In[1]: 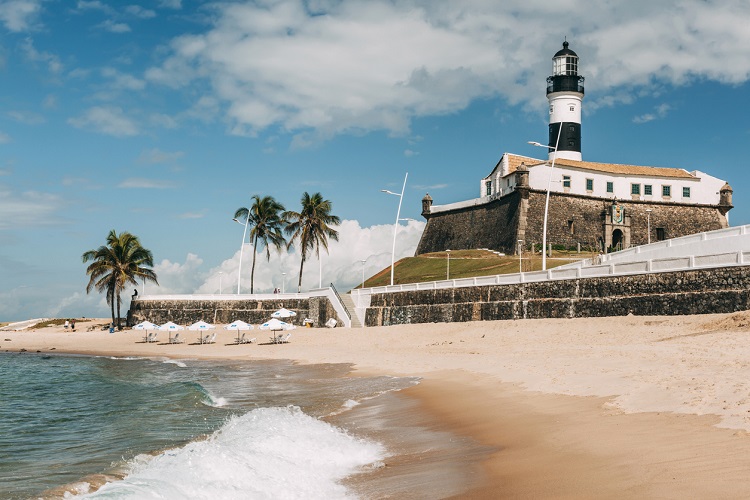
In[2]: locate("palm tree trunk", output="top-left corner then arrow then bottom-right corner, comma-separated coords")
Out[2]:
116,293 -> 122,331
250,236 -> 258,294
297,254 -> 305,293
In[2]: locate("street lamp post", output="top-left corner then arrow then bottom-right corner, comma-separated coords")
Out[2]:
381,172 -> 408,286
360,259 -> 366,289
281,272 -> 286,294
232,216 -> 250,294
446,249 -> 451,280
528,124 -> 563,271
518,240 -> 524,273
646,209 -> 653,244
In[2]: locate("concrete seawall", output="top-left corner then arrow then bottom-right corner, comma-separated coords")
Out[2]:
364,266 -> 750,326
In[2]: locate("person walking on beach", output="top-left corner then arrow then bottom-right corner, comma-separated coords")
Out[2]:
71,319 -> 76,332
64,320 -> 70,330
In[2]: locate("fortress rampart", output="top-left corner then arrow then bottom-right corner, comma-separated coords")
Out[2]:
364,266 -> 750,326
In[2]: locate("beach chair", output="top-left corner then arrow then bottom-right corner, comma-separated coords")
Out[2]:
243,337 -> 256,344
170,333 -> 184,344
279,333 -> 292,343
148,332 -> 158,343
143,332 -> 156,343
204,333 -> 217,344
234,332 -> 246,344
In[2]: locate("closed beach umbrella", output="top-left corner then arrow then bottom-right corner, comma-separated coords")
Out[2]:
271,308 -> 297,319
160,321 -> 185,342
224,320 -> 253,343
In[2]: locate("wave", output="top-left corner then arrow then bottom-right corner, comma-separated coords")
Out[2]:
78,406 -> 384,499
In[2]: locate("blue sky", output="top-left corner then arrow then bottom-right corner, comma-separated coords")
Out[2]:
2,0 -> 749,322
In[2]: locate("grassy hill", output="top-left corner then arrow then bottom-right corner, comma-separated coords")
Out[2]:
360,249 -> 590,288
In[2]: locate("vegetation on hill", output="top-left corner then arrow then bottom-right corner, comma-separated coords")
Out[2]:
359,249 -> 589,288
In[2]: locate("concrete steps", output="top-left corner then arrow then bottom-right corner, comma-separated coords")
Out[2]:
340,294 -> 362,328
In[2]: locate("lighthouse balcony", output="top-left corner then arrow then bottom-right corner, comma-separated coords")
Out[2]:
547,75 -> 585,95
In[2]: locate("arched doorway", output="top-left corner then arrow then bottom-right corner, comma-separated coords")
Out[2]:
612,229 -> 624,251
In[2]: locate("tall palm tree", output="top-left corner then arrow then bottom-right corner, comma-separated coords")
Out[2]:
234,195 -> 287,293
283,192 -> 341,292
82,230 -> 158,329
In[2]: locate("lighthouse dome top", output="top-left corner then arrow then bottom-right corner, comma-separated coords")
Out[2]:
553,40 -> 578,59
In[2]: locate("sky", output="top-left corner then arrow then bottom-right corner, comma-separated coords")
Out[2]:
2,0 -> 750,322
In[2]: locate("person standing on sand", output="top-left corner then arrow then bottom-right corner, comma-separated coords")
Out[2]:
71,319 -> 76,332
64,320 -> 70,330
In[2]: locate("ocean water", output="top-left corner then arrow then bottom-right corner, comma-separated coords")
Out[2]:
0,353 -> 419,499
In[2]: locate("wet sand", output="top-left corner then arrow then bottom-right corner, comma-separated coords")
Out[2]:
5,312 -> 750,498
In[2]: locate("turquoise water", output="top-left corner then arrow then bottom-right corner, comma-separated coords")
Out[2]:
0,353 -> 417,499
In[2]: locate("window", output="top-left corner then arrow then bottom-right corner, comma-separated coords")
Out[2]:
662,185 -> 671,197
550,105 -> 554,113
683,187 -> 691,198
656,228 -> 666,241
606,181 -> 614,193
563,175 -> 571,188
644,185 -> 652,196
586,179 -> 593,191
568,220 -> 575,235
631,184 -> 641,195
485,181 -> 492,197
569,106 -> 575,112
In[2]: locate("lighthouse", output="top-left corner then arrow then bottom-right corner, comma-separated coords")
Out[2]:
547,41 -> 584,161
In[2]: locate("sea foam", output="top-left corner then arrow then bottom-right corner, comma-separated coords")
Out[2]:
79,406 -> 384,499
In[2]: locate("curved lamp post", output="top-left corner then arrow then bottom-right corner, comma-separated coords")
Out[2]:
528,123 -> 563,271
381,172 -> 408,286
232,216 -> 250,294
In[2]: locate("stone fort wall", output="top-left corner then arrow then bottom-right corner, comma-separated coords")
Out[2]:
127,296 -> 341,328
364,266 -> 750,326
417,189 -> 729,255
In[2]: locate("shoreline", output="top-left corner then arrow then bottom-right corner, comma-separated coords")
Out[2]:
6,312 -> 750,497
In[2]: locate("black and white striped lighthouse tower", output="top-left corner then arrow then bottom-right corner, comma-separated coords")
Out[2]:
547,41 -> 585,161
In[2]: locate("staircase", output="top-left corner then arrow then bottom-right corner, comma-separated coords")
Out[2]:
340,294 -> 363,328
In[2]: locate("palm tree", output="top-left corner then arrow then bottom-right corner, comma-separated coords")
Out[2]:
234,195 -> 287,293
283,192 -> 341,292
82,230 -> 158,329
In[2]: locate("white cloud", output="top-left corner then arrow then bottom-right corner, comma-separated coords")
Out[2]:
99,19 -> 131,33
101,67 -> 145,91
0,131 -> 10,143
21,37 -> 62,74
193,219 -> 425,295
158,0 -> 181,9
68,106 -> 139,136
633,103 -> 671,124
118,177 -> 175,189
151,253 -> 205,294
144,0 -> 750,143
404,149 -> 419,157
125,5 -> 155,19
0,186 -> 66,229
0,0 -> 41,32
413,183 -> 448,190
7,110 -> 45,124
137,148 -> 184,164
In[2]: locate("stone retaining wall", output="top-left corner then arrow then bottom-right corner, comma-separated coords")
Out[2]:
364,266 -> 750,326
127,297 -> 341,328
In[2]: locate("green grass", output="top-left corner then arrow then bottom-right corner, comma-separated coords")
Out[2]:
360,249 -> 590,288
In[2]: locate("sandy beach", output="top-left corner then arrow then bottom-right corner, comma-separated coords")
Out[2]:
5,312 -> 750,498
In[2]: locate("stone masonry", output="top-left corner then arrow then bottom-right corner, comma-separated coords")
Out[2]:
364,266 -> 750,326
417,187 -> 729,255
127,297 -> 342,328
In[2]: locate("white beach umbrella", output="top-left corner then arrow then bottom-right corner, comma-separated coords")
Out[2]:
223,320 -> 253,343
160,321 -> 185,342
188,320 -> 215,343
134,321 -> 160,332
271,308 -> 297,319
